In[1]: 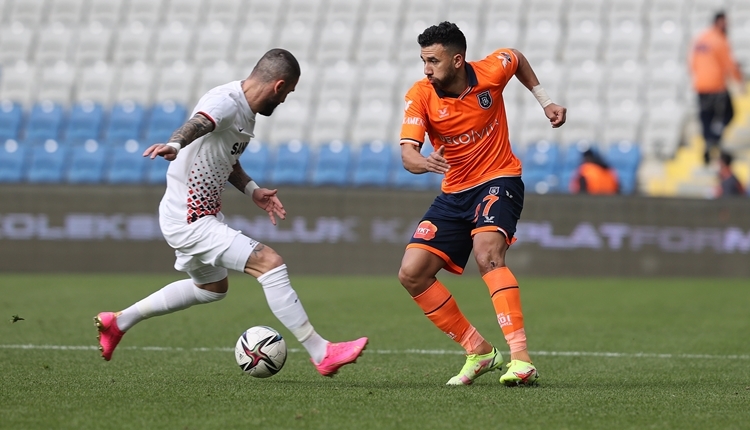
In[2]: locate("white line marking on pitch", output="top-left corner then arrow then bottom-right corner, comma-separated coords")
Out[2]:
0,344 -> 748,360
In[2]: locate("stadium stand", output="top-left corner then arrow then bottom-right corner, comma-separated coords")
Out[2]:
67,139 -> 107,184
26,139 -> 67,183
0,0 -> 748,194
267,139 -> 311,185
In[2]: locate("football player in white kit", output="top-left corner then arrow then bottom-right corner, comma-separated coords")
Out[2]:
94,49 -> 368,377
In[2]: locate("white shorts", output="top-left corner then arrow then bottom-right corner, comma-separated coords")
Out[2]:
160,214 -> 259,284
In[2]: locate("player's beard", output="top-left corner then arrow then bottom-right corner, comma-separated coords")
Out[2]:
429,69 -> 459,93
258,98 -> 282,116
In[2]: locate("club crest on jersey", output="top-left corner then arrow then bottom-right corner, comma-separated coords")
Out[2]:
477,91 -> 492,110
489,186 -> 500,195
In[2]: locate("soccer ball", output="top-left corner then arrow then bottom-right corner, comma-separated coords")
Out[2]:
234,326 -> 287,378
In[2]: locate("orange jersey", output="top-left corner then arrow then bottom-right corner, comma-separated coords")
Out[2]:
400,48 -> 522,194
690,27 -> 742,93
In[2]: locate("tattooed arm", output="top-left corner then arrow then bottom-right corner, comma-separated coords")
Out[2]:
228,160 -> 252,193
142,113 -> 216,161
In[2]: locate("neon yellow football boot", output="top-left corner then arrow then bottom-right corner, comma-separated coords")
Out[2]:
446,347 -> 503,385
499,359 -> 539,386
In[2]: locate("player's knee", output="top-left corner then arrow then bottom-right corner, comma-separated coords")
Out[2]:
398,265 -> 427,295
196,277 -> 229,295
474,250 -> 506,274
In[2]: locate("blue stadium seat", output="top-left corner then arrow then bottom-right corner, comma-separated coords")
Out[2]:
26,139 -> 67,183
0,101 -> 23,141
105,102 -> 146,145
556,167 -> 576,194
607,140 -> 641,176
523,170 -> 559,195
522,140 -> 559,176
145,155 -> 170,184
64,101 -> 104,143
351,141 -> 393,187
66,139 -> 106,184
561,141 -> 598,173
143,101 -> 187,144
310,140 -> 351,186
106,140 -> 147,183
0,139 -> 28,183
267,140 -> 310,185
239,140 -> 270,184
25,102 -> 64,144
391,143 -> 439,189
616,170 -> 637,195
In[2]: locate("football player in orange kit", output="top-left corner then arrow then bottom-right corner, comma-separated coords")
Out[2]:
398,22 -> 566,386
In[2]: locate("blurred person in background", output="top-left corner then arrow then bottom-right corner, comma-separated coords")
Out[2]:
398,22 -> 566,387
716,151 -> 746,197
570,149 -> 619,195
689,11 -> 744,165
94,49 -> 367,376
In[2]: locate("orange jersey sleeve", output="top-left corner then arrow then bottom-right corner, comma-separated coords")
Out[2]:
690,28 -> 742,93
399,48 -> 523,194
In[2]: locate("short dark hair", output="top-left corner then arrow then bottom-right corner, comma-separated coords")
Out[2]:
417,21 -> 467,54
251,48 -> 301,83
714,11 -> 726,23
720,150 -> 733,166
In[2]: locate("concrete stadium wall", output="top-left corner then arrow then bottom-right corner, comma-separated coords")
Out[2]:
0,185 -> 749,277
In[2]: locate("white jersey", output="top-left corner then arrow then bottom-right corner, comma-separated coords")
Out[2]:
159,81 -> 256,226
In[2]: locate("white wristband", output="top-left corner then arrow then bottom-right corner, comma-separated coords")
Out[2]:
166,142 -> 182,153
531,85 -> 553,108
244,180 -> 259,195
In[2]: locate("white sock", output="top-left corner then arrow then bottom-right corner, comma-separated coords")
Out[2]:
257,264 -> 329,363
117,279 -> 226,332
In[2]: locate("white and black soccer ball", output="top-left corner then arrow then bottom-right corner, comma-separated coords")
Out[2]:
234,326 -> 287,378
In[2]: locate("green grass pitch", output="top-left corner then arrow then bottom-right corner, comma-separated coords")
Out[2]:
1,274 -> 749,429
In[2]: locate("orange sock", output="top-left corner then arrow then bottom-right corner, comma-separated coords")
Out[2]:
413,280 -> 485,354
483,267 -> 527,353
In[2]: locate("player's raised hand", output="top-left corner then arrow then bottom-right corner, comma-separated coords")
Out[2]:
544,103 -> 567,128
424,145 -> 450,174
143,143 -> 179,161
252,188 -> 286,226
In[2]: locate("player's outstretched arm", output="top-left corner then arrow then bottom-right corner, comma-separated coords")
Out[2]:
142,113 -> 216,160
228,161 -> 286,226
510,49 -> 567,128
401,144 -> 450,174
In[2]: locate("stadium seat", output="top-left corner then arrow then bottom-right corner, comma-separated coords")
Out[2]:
76,63 -> 116,106
66,139 -> 107,183
325,0 -> 362,21
561,140 -> 599,173
364,0 -> 402,20
563,18 -> 603,65
114,62 -> 155,105
310,140 -> 351,186
154,62 -> 198,105
194,23 -> 233,67
0,101 -> 24,141
616,170 -> 637,195
351,141 -> 392,187
358,61 -> 399,102
123,0 -> 166,26
37,62 -> 76,105
34,23 -> 73,66
601,100 -> 643,145
238,140 -> 271,184
144,101 -> 188,144
112,22 -> 154,65
566,0 -> 606,21
358,18 -> 398,63
164,0 -> 204,26
641,103 -> 685,159
152,22 -> 193,66
522,140 -> 560,176
234,21 -> 275,66
74,23 -> 115,67
523,20 -> 562,64
48,0 -> 87,25
0,23 -> 34,65
0,62 -> 36,108
277,18 -> 316,63
105,102 -> 146,145
645,18 -> 685,66
604,61 -> 645,104
481,18 -> 521,57
205,0 -> 244,24
266,98 -> 311,144
267,140 -> 311,185
564,61 -> 604,105
145,154 -> 170,184
7,0 -> 46,26
607,140 -> 641,177
0,139 -> 28,183
26,140 -> 67,183
351,99 -> 395,146
523,170 -> 559,194
195,62 -> 237,100
286,0 -> 324,22
309,96 -> 352,145
604,19 -> 645,67
527,0 -> 565,22
64,101 -> 105,143
25,102 -> 65,144
107,140 -> 148,183
242,0 -> 285,24
317,19 -> 356,63
391,166 -> 435,189
87,0 -> 126,26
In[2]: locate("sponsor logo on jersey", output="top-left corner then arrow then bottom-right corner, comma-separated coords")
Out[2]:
435,118 -> 500,145
477,90 -> 493,109
497,52 -> 512,68
404,99 -> 413,111
413,220 -> 438,241
231,141 -> 249,155
403,116 -> 425,126
438,107 -> 449,118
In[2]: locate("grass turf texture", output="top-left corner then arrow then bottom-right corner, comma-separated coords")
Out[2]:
1,274 -> 749,430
